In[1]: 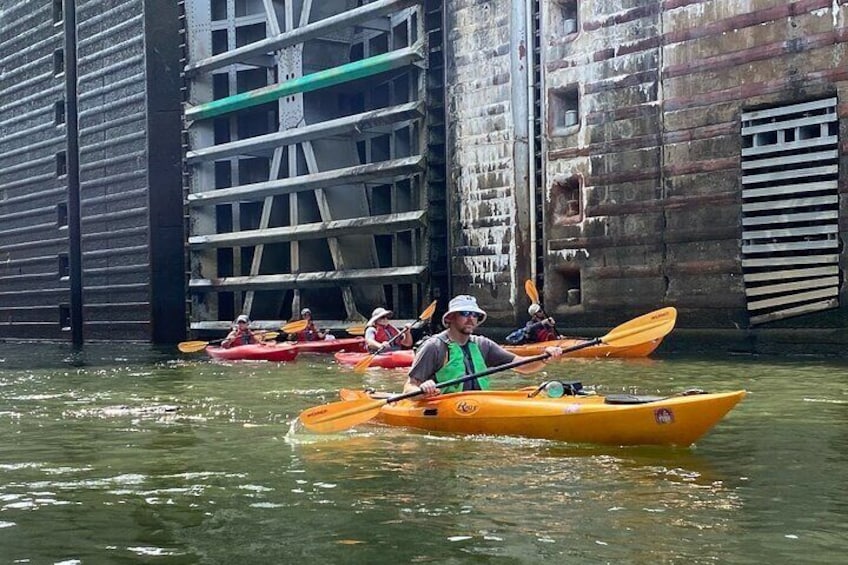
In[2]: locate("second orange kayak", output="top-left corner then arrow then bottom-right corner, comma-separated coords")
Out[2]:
334,350 -> 415,369
503,336 -> 663,358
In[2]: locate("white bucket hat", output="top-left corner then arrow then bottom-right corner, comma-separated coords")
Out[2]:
367,307 -> 393,327
301,308 -> 311,316
235,314 -> 250,324
442,295 -> 487,327
528,303 -> 542,316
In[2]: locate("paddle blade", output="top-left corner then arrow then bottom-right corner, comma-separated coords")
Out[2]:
177,340 -> 210,353
420,300 -> 438,322
259,331 -> 279,341
352,353 -> 377,374
525,279 -> 540,304
601,307 -> 677,348
281,319 -> 310,334
299,397 -> 385,433
346,325 -> 367,336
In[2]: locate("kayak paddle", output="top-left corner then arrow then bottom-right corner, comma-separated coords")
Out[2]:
280,319 -> 310,335
352,300 -> 438,373
525,279 -> 540,305
299,306 -> 678,433
346,325 -> 367,336
177,330 -> 280,353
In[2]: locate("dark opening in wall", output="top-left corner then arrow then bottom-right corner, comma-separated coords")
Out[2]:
552,0 -> 578,35
211,0 -> 227,20
54,100 -> 65,125
58,253 -> 69,279
53,49 -> 64,76
55,151 -> 67,176
57,202 -> 68,227
557,266 -> 582,307
551,175 -> 582,224
52,0 -> 63,24
59,304 -> 71,331
549,86 -> 579,134
369,34 -> 389,56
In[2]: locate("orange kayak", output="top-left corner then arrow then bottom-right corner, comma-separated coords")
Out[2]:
339,387 -> 745,447
503,336 -> 663,358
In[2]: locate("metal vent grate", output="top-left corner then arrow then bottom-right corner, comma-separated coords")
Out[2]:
741,97 -> 841,325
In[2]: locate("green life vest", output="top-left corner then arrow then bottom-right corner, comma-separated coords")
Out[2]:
434,340 -> 490,393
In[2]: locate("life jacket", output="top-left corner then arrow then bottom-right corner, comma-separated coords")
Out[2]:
370,324 -> 402,352
528,323 -> 557,342
232,329 -> 254,346
297,321 -> 320,341
434,339 -> 490,393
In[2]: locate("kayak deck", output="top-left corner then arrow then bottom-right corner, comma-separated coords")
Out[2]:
503,336 -> 663,358
338,388 -> 745,447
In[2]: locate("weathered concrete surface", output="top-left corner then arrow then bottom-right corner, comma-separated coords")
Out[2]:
538,0 -> 848,333
444,0 -> 531,323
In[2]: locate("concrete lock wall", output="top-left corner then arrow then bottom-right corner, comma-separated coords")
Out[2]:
445,0 -> 848,349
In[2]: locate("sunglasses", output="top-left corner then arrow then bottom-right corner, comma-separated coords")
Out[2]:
457,311 -> 480,319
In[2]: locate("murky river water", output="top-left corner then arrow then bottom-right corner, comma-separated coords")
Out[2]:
0,342 -> 846,563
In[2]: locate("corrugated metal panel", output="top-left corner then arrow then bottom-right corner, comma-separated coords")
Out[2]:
0,0 -> 69,340
75,0 -> 152,340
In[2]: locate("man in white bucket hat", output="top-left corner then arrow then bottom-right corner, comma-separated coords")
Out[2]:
364,307 -> 413,353
405,295 -> 562,395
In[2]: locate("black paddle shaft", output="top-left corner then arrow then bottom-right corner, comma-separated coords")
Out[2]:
386,337 -> 603,404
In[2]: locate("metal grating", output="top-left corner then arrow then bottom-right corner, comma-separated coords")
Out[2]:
740,97 -> 841,325
184,0 -> 434,330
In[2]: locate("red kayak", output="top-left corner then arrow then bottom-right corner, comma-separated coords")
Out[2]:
334,350 -> 415,369
293,337 -> 366,354
206,343 -> 299,362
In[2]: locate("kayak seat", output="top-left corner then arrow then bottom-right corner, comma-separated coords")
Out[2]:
604,394 -> 666,405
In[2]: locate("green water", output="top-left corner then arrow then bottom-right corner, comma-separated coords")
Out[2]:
0,343 -> 846,563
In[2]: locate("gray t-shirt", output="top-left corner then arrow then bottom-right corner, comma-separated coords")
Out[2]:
407,330 -> 516,384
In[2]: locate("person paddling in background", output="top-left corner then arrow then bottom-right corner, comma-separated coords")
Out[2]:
405,295 -> 563,395
505,303 -> 559,344
221,314 -> 261,349
295,308 -> 333,341
364,307 -> 413,353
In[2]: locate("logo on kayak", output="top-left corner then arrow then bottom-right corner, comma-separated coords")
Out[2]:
654,407 -> 674,425
454,400 -> 480,416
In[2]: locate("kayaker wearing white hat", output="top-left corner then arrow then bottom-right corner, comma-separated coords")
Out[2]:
405,295 -> 563,395
222,314 -> 261,349
364,307 -> 413,353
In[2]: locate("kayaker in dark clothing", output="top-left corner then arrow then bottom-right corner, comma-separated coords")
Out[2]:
222,315 -> 261,348
505,303 -> 560,344
295,308 -> 332,341
364,307 -> 413,353
405,295 -> 563,395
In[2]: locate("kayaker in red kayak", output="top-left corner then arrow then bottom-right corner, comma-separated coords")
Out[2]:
405,295 -> 563,395
294,308 -> 333,341
364,307 -> 413,353
222,315 -> 262,348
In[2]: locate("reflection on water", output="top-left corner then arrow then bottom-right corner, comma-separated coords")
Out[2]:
0,343 -> 845,562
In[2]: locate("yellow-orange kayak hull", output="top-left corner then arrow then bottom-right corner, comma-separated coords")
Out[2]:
503,336 -> 663,358
340,388 -> 745,447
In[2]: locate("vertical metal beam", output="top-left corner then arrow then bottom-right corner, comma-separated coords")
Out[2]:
64,0 -> 83,346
